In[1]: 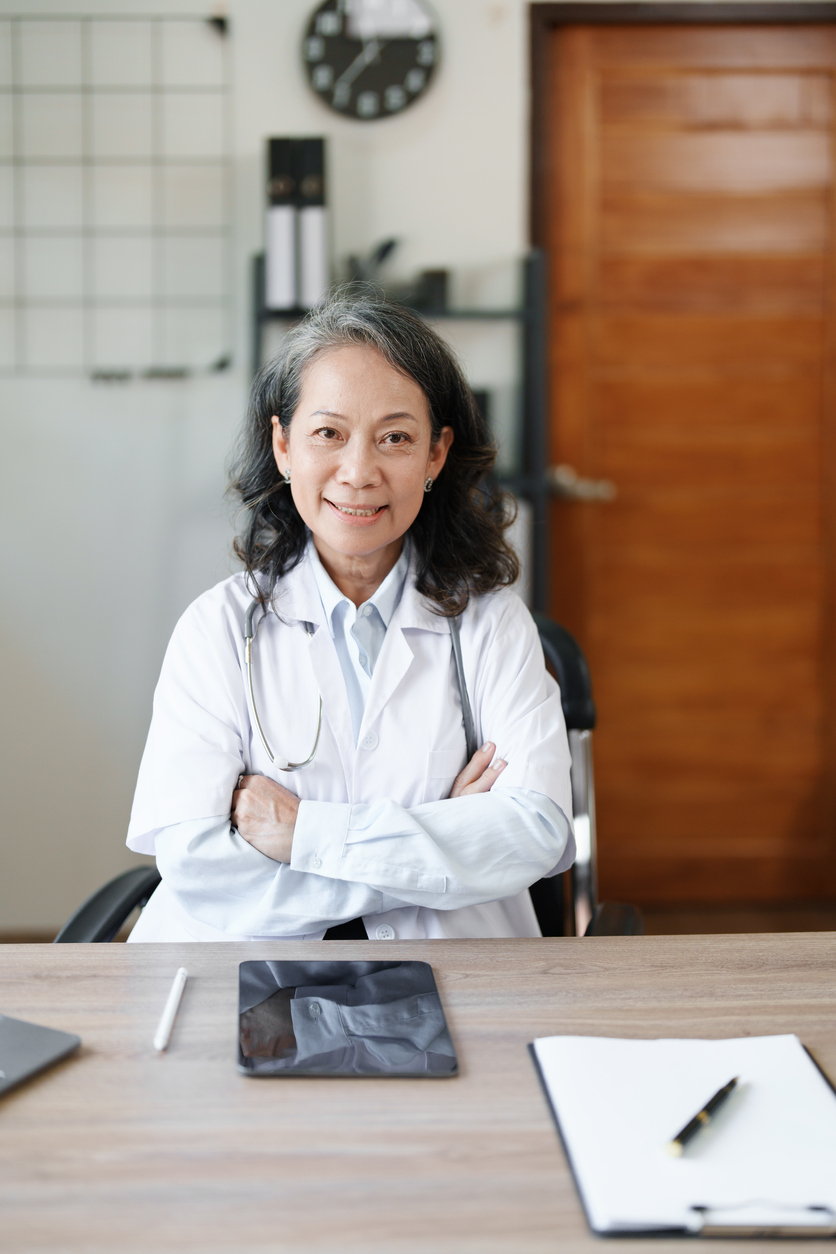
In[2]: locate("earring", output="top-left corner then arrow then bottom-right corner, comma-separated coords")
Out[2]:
424,477 -> 433,493
283,467 -> 291,484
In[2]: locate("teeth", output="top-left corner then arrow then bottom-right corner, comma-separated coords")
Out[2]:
333,503 -> 382,517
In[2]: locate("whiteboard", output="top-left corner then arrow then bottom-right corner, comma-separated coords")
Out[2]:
0,14 -> 232,376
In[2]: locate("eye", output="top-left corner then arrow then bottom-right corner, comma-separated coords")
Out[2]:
382,431 -> 412,445
314,426 -> 341,440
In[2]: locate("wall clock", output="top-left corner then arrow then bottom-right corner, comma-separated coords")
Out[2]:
303,0 -> 439,121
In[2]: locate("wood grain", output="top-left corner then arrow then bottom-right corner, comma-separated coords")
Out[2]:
1,937 -> 836,1253
599,71 -> 833,127
601,190 -> 829,255
603,130 -> 831,193
543,25 -> 836,903
599,255 -> 826,314
591,25 -> 836,68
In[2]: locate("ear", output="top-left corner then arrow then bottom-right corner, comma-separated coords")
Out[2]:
427,426 -> 454,479
271,415 -> 290,475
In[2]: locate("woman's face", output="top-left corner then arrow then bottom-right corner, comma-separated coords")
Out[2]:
272,343 -> 453,565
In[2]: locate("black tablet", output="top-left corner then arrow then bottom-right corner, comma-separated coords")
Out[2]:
0,1013 -> 81,1097
238,959 -> 458,1077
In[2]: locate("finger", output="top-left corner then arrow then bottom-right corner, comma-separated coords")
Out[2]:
231,788 -> 248,823
450,743 -> 495,798
462,759 -> 506,796
460,759 -> 506,797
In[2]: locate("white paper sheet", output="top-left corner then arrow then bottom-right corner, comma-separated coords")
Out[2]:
532,1034 -> 836,1234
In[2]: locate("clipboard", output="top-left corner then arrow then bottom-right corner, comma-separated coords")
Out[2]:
528,1034 -> 836,1238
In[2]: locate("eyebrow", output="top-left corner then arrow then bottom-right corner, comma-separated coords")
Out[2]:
310,409 -> 420,423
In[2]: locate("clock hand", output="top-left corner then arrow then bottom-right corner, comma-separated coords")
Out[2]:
333,37 -> 385,91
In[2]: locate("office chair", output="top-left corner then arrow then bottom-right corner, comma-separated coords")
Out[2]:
54,864 -> 161,943
529,615 -> 643,938
54,618 -> 642,942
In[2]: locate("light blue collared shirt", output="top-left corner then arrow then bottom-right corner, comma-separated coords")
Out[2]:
308,539 -> 410,743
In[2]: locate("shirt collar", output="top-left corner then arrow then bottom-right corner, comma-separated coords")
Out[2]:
307,537 -> 410,637
270,538 -> 450,637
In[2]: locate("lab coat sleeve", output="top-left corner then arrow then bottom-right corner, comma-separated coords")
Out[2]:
126,589 -> 250,854
470,589 -> 574,822
290,595 -> 575,909
152,789 -> 571,935
292,789 -> 572,910
153,815 -> 396,936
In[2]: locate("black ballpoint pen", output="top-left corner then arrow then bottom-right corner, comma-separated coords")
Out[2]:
665,1077 -> 739,1156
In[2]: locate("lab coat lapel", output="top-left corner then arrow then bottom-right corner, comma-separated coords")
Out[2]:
359,573 -> 448,738
270,552 -> 323,630
272,553 -> 355,778
359,626 -> 414,739
307,624 -> 355,774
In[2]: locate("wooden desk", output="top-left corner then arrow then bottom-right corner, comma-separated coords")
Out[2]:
1,935 -> 835,1253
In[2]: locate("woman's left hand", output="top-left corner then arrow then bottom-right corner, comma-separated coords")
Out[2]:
232,774 -> 299,863
449,742 -> 507,798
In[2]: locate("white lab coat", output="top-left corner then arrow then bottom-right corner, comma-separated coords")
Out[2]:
126,550 -> 574,941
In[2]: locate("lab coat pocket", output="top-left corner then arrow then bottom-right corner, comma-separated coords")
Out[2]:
423,748 -> 466,804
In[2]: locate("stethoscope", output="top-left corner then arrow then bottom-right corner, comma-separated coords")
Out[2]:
243,596 -> 477,771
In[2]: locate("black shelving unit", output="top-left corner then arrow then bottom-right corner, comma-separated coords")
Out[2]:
251,250 -> 550,611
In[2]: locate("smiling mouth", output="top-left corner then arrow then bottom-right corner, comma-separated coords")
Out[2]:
328,501 -> 386,517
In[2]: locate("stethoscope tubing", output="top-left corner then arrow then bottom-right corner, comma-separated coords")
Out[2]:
244,598 -> 323,771
243,596 -> 475,772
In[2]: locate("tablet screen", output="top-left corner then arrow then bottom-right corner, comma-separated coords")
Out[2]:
238,960 -> 458,1077
0,1014 -> 80,1096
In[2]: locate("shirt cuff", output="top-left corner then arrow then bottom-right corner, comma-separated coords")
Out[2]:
291,799 -> 351,878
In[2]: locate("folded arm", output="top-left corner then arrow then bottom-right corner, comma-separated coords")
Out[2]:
291,786 -> 573,909
228,739 -> 508,862
154,786 -> 573,936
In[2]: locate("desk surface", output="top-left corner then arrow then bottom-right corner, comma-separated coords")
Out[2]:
1,934 -> 835,1254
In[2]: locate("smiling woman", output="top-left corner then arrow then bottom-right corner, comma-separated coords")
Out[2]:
270,344 -> 454,606
124,292 -> 575,943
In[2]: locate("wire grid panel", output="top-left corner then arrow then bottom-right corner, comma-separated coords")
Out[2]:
0,14 -> 233,377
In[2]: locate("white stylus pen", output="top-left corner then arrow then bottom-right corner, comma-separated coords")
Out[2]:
153,967 -> 188,1052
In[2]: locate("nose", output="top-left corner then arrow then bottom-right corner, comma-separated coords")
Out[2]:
336,435 -> 381,489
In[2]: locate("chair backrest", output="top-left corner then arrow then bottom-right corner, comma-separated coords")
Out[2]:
532,614 -> 596,732
529,615 -> 598,937
53,866 -> 161,943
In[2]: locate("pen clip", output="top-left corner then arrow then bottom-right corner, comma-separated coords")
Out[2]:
692,1203 -> 836,1239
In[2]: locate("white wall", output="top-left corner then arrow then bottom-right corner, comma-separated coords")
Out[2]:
0,0 -> 532,931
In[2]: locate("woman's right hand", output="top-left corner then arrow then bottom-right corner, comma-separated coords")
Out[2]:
449,742 -> 506,798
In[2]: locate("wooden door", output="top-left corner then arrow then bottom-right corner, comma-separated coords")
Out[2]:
543,25 -> 836,904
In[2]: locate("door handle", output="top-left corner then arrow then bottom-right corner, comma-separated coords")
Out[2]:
547,464 -> 617,501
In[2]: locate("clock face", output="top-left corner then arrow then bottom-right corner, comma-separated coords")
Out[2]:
303,0 -> 439,121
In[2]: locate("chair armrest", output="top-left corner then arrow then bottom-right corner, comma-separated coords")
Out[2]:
53,865 -> 161,943
584,902 -> 644,937
529,873 -> 566,937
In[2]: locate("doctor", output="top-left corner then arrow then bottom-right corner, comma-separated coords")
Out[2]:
126,293 -> 574,941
